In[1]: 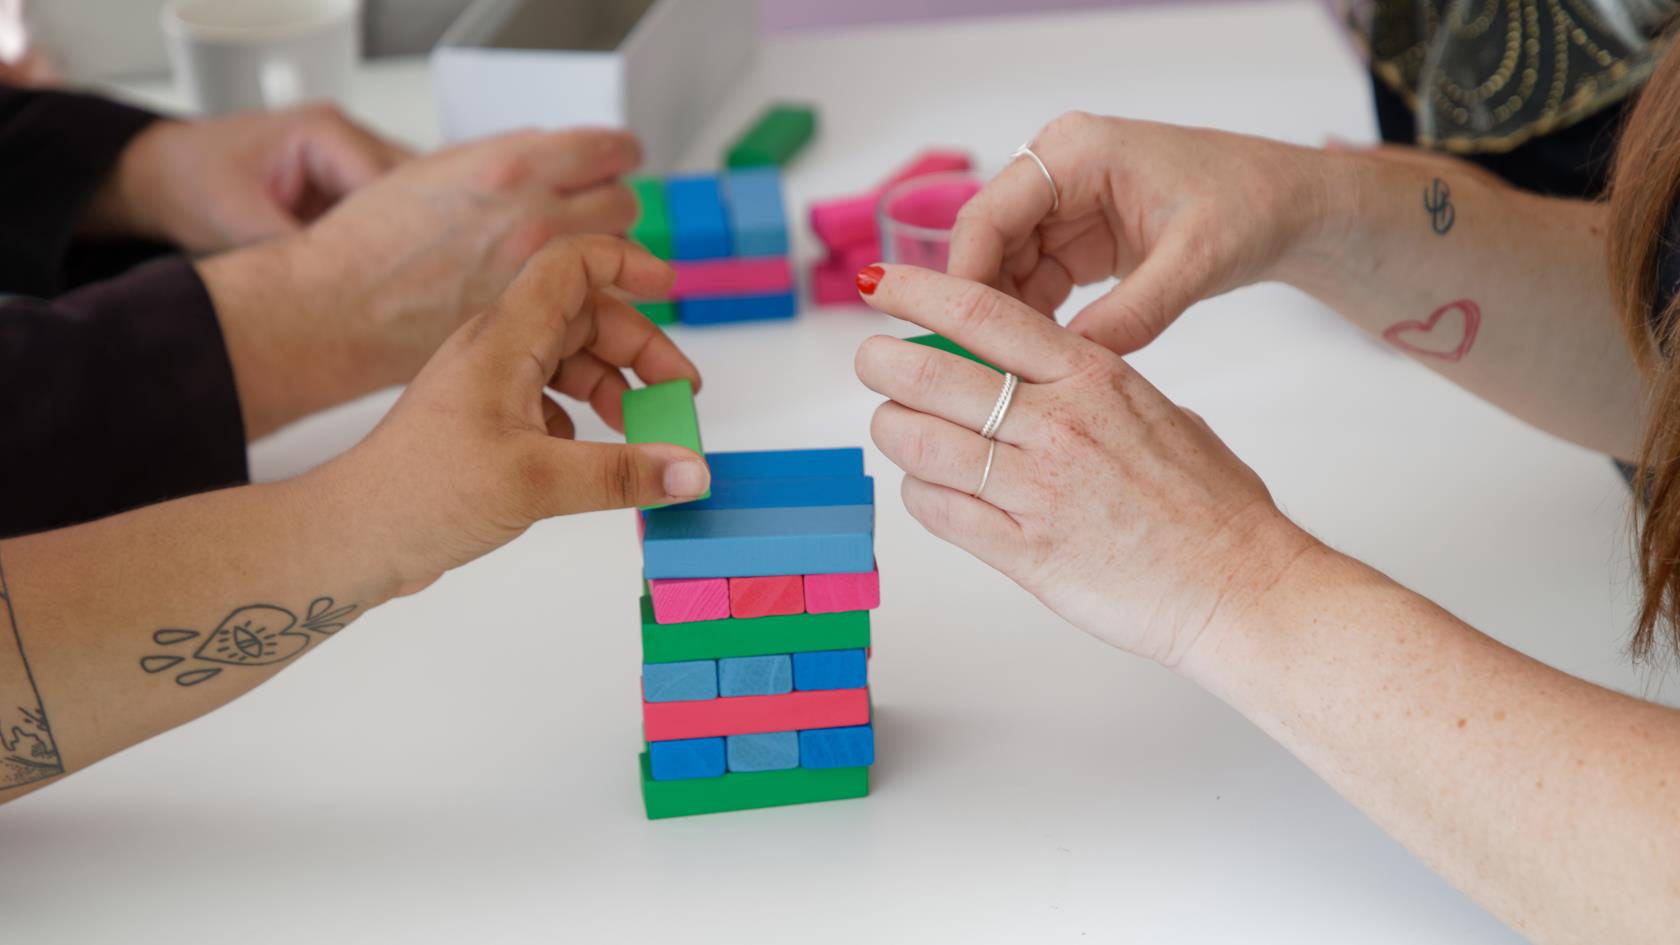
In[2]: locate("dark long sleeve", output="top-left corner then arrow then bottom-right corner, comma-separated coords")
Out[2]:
0,85 -> 169,297
0,256 -> 248,538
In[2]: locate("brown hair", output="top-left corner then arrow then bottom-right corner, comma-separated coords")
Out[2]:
1610,38 -> 1680,661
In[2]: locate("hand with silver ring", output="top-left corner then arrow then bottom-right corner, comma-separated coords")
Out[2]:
951,112 -> 1339,355
853,263 -> 1314,665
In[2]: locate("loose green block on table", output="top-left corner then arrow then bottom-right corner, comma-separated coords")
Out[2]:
725,104 -> 817,168
622,379 -> 707,507
906,332 -> 1000,372
640,596 -> 870,663
628,177 -> 673,258
635,301 -> 677,325
639,752 -> 867,818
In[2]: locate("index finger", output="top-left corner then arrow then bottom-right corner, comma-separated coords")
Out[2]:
946,151 -> 1057,284
522,127 -> 643,193
856,264 -> 1093,383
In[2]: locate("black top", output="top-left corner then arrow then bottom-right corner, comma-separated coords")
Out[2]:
0,86 -> 247,539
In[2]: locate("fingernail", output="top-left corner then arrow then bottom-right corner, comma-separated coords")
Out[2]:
663,460 -> 709,499
856,264 -> 884,296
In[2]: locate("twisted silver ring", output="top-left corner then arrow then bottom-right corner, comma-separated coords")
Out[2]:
979,371 -> 1018,440
1011,142 -> 1060,214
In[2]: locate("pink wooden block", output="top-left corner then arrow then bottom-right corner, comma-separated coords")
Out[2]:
643,687 -> 870,741
836,240 -> 881,274
804,567 -> 880,613
729,575 -> 805,619
667,257 -> 794,300
649,577 -> 730,624
810,260 -> 863,307
809,149 -> 973,251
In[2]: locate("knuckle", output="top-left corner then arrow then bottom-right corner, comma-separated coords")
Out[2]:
950,283 -> 1005,337
1045,109 -> 1096,140
476,154 -> 534,194
905,348 -> 946,401
606,450 -> 643,507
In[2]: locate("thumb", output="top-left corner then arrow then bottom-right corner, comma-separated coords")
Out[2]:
522,438 -> 710,517
1066,234 -> 1217,355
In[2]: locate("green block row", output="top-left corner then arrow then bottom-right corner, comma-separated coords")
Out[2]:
725,103 -> 817,168
905,332 -> 1001,373
628,177 -> 673,259
640,596 -> 870,664
622,379 -> 707,508
639,751 -> 867,819
634,300 -> 677,325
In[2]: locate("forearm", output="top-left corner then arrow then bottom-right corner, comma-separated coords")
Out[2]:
1180,544 -> 1680,944
0,465 -> 399,802
1280,150 -> 1641,458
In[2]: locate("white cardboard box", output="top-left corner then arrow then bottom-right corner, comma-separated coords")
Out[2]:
433,0 -> 759,171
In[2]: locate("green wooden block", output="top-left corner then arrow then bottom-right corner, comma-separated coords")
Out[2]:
639,751 -> 867,819
640,596 -> 870,663
629,176 -> 674,259
725,104 -> 817,168
622,379 -> 707,507
905,332 -> 1001,373
635,301 -> 677,325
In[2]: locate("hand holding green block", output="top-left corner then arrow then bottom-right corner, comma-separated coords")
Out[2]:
905,332 -> 1001,372
622,379 -> 708,508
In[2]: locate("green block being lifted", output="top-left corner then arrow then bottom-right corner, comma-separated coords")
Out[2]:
640,596 -> 870,663
640,752 -> 867,818
905,332 -> 1001,373
628,177 -> 673,259
726,103 -> 817,168
622,379 -> 707,507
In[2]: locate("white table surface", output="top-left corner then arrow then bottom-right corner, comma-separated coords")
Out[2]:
6,3 -> 1657,943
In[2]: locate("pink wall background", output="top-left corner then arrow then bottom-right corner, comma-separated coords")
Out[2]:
763,0 -> 1176,31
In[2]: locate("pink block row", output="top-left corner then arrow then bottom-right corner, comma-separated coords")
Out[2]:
663,256 -> 794,300
647,566 -> 880,624
809,149 -> 972,251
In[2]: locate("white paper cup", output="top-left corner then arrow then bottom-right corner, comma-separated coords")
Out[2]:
162,0 -> 360,115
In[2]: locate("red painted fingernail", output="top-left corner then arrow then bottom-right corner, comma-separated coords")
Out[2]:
856,264 -> 884,296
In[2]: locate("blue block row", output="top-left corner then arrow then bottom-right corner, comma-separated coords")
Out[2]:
642,504 -> 874,579
682,475 -> 874,512
723,168 -> 790,257
665,174 -> 732,260
719,654 -> 791,697
793,649 -> 868,691
706,449 -> 864,481
680,290 -> 797,325
648,724 -> 875,780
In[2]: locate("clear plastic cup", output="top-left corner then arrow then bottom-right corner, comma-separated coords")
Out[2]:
876,170 -> 984,271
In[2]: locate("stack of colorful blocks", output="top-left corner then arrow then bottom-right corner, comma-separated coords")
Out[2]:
624,379 -> 880,819
628,168 -> 797,327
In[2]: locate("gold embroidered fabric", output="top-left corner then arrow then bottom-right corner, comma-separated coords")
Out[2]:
1340,0 -> 1671,152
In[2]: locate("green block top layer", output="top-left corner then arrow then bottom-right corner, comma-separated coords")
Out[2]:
726,104 -> 817,168
622,379 -> 707,506
628,176 -> 673,259
640,596 -> 870,663
905,333 -> 1001,372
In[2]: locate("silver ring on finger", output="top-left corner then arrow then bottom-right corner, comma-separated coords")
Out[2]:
979,371 -> 1018,440
1011,142 -> 1060,214
973,439 -> 998,500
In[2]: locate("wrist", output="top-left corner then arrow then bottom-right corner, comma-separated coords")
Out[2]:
196,237 -> 362,439
282,455 -> 412,608
1270,146 -> 1368,292
83,119 -> 184,245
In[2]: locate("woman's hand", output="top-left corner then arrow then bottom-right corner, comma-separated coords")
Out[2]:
949,112 -> 1337,354
317,235 -> 707,599
854,264 -> 1314,664
196,126 -> 645,437
87,102 -> 412,252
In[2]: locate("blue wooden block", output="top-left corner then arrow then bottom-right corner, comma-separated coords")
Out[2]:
800,724 -> 874,769
706,449 -> 864,480
649,737 -> 726,780
727,731 -> 800,772
642,659 -> 718,703
665,174 -> 732,260
682,475 -> 874,512
792,648 -> 868,691
642,505 -> 874,579
722,167 -> 789,256
718,654 -> 793,696
679,291 -> 797,325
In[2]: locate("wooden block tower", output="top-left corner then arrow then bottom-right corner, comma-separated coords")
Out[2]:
623,380 -> 879,818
